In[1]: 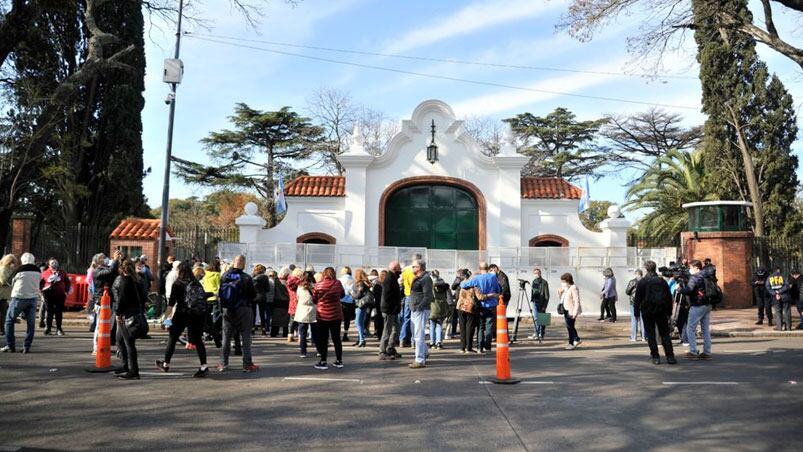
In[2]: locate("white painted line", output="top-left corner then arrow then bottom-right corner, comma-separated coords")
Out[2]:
283,377 -> 362,383
790,381 -> 798,385
521,381 -> 555,385
139,372 -> 187,377
662,382 -> 739,385
479,381 -> 491,384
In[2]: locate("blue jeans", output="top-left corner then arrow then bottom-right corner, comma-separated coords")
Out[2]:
429,319 -> 443,344
355,307 -> 367,343
298,322 -> 311,355
630,304 -> 645,340
532,302 -> 546,338
399,297 -> 412,344
479,307 -> 495,350
411,309 -> 430,363
687,305 -> 712,355
5,298 -> 37,350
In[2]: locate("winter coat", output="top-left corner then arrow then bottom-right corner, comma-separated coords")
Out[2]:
430,277 -> 450,320
112,274 -> 146,317
625,277 -> 640,306
380,270 -> 402,315
202,270 -> 221,302
559,284 -> 582,319
633,273 -> 672,316
10,264 -> 41,300
313,278 -> 345,322
92,260 -> 119,307
287,275 -> 301,315
766,271 -> 791,303
601,276 -> 617,301
531,277 -> 550,312
293,285 -> 316,323
496,270 -> 512,304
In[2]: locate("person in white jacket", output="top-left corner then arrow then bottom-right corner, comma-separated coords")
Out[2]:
2,253 -> 41,353
558,272 -> 583,350
293,273 -> 317,358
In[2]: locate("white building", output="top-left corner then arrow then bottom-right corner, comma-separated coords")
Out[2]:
237,99 -> 629,251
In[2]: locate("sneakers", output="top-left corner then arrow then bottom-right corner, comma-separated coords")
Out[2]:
44,329 -> 51,335
113,367 -> 129,375
755,320 -> 763,325
565,344 -> 576,350
685,352 -> 699,360
57,329 -> 65,336
393,352 -> 403,359
116,372 -> 140,380
333,360 -> 344,368
651,357 -> 661,365
460,349 -> 467,354
314,361 -> 328,370
242,364 -> 259,373
629,338 -> 637,342
697,353 -> 712,361
379,353 -> 391,360
216,364 -> 228,372
299,353 -> 308,358
155,360 -> 169,372
21,348 -> 30,354
409,362 -> 426,369
1,345 -> 15,353
193,367 -> 209,378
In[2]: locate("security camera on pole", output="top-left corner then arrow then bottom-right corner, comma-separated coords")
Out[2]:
157,0 -> 184,301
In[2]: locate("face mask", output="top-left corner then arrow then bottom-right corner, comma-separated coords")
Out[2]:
534,274 -> 541,279
561,282 -> 569,289
104,258 -> 111,266
50,262 -> 59,270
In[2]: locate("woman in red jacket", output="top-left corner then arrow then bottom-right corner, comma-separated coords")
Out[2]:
286,268 -> 303,343
312,267 -> 345,370
40,258 -> 71,336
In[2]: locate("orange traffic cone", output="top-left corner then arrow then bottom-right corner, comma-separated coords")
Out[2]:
489,295 -> 520,385
86,288 -> 114,373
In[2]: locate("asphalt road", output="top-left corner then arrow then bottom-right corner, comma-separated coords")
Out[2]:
0,326 -> 801,451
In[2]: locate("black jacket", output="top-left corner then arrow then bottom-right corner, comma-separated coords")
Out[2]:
410,272 -> 433,312
633,272 -> 672,316
112,274 -> 146,317
677,271 -> 707,307
93,260 -> 120,306
253,273 -> 271,305
496,270 -> 512,304
381,271 -> 402,315
789,276 -> 801,304
220,268 -> 256,308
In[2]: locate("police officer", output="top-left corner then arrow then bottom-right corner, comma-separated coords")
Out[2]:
752,267 -> 773,326
765,267 -> 791,331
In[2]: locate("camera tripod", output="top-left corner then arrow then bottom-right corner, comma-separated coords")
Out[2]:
510,280 -> 530,344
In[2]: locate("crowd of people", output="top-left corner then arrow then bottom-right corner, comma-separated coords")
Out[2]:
1,249 -> 801,377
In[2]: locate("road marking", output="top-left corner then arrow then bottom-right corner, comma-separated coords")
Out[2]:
662,382 -> 739,385
139,372 -> 187,377
521,381 -> 555,385
282,377 -> 362,383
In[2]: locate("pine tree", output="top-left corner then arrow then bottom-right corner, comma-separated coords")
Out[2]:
694,0 -> 801,237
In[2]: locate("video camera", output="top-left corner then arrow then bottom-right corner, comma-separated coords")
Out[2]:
517,278 -> 529,288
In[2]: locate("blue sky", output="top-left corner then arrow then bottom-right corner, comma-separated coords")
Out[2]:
140,0 -> 803,218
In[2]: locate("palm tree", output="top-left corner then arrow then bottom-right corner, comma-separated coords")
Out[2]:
625,149 -> 717,243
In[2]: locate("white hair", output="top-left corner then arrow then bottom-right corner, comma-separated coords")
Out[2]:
21,252 -> 35,265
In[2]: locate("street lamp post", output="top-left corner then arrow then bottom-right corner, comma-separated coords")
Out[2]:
157,0 -> 184,305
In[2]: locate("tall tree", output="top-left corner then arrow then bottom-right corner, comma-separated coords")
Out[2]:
625,149 -> 715,243
560,0 -> 803,72
505,108 -> 608,180
580,200 -> 616,232
601,108 -> 703,173
694,0 -> 800,237
173,103 -> 324,227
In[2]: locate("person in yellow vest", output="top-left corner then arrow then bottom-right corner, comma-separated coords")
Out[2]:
398,253 -> 421,348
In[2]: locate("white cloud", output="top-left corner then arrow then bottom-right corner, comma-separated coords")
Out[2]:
384,0 -> 566,54
451,62 -> 628,117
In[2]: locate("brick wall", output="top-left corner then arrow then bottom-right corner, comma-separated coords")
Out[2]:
110,238 -> 173,292
11,216 -> 33,257
681,231 -> 754,308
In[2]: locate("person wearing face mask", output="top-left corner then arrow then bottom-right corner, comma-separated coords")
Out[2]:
634,262 -> 676,365
529,268 -> 550,342
40,258 -> 71,336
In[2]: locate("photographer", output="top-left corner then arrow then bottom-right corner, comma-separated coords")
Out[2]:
676,260 -> 713,360
529,269 -> 549,341
668,266 -> 690,345
752,267 -> 773,326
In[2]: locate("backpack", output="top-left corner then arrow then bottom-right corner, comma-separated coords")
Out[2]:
185,279 -> 208,316
703,277 -> 723,306
219,271 -> 243,310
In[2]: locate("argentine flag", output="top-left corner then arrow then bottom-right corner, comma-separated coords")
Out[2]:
275,174 -> 287,215
578,177 -> 590,213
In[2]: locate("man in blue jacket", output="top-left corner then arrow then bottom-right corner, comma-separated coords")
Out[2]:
765,267 -> 791,331
676,260 -> 712,360
460,261 -> 501,354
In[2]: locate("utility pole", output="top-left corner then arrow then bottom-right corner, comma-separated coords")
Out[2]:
157,0 -> 184,307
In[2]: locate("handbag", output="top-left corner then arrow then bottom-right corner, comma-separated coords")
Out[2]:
355,290 -> 375,309
536,312 -> 552,326
556,303 -> 566,315
124,279 -> 150,339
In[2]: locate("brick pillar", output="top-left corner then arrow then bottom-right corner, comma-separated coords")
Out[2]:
11,216 -> 34,258
681,231 -> 754,308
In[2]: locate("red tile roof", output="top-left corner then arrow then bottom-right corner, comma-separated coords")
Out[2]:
285,175 -> 581,199
284,175 -> 346,197
521,177 -> 583,199
110,218 -> 170,240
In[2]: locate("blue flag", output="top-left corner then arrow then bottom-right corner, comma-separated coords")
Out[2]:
578,177 -> 590,213
275,174 -> 287,215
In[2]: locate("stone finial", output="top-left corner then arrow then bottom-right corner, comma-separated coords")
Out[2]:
244,202 -> 258,216
607,204 -> 622,219
346,124 -> 368,155
499,123 -> 518,156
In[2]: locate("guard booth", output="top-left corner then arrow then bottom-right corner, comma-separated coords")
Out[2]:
681,201 -> 754,308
